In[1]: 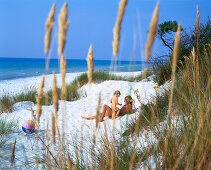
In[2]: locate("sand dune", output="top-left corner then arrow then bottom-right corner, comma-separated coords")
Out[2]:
0,72 -> 169,168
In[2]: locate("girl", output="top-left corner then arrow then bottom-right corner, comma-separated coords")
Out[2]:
110,90 -> 122,119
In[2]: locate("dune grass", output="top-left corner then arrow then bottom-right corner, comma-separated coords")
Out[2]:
0,90 -> 37,113
0,116 -> 18,135
124,44 -> 210,169
123,88 -> 170,136
0,116 -> 18,168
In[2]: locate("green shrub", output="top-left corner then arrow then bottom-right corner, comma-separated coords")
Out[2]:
153,61 -> 171,85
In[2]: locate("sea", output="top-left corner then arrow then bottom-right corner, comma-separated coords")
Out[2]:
0,57 -> 151,81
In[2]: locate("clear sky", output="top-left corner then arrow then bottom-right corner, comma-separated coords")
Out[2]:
0,0 -> 210,61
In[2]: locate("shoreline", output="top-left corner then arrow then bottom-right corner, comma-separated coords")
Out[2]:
0,71 -> 144,97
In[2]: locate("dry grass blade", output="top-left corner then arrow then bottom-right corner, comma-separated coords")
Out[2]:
58,2 -> 68,99
30,107 -> 36,123
112,0 -> 128,57
191,47 -> 196,67
96,93 -> 101,128
191,47 -> 196,88
172,24 -> 181,75
168,24 -> 181,114
60,54 -> 67,99
145,2 -> 160,61
36,75 -> 45,123
52,113 -> 56,144
45,119 -> 51,168
45,3 -> 56,55
195,5 -> 200,38
67,153 -> 73,170
52,71 -> 61,142
195,5 -> 200,86
58,2 -> 69,55
129,147 -> 137,170
87,44 -> 94,84
10,138 -> 16,167
52,71 -> 58,114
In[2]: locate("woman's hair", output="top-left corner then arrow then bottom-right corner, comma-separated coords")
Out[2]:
124,95 -> 133,105
114,90 -> 121,95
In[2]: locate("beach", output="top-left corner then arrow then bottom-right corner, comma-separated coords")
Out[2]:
0,71 -> 169,168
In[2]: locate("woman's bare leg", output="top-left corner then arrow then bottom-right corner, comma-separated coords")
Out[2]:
81,115 -> 97,120
82,104 -> 112,122
100,104 -> 112,122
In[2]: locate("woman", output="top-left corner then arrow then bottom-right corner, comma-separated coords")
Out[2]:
81,95 -> 134,122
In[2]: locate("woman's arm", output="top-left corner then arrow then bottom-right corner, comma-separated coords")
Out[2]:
129,104 -> 133,114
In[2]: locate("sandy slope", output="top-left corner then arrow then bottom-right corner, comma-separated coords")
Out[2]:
0,72 -> 170,168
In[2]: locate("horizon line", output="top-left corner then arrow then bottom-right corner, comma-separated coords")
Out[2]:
0,57 -> 148,62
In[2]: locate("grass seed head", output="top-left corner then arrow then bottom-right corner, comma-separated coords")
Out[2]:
87,44 -> 94,84
112,0 -> 128,57
52,113 -> 56,144
60,54 -> 67,99
168,24 -> 181,114
196,5 -> 200,36
36,75 -> 45,123
44,3 -> 56,55
58,2 -> 69,55
191,47 -> 196,67
145,2 -> 160,61
172,24 -> 181,74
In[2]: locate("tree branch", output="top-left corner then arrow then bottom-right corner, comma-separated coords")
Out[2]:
160,34 -> 173,51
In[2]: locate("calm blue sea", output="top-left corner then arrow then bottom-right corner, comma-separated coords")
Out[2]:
0,57 -> 151,81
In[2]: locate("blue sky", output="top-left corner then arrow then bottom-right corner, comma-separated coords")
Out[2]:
0,0 -> 210,61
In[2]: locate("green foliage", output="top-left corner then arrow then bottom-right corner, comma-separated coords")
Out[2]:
179,17 -> 211,64
153,61 -> 172,85
191,17 -> 211,52
158,21 -> 178,36
157,20 -> 180,51
154,18 -> 211,85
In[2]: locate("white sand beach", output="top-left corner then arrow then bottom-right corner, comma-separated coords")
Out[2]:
0,71 -> 170,168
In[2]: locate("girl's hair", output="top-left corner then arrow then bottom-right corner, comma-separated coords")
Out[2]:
124,95 -> 133,105
114,90 -> 121,95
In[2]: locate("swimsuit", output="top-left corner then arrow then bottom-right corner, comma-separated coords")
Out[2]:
119,105 -> 127,116
122,104 -> 126,109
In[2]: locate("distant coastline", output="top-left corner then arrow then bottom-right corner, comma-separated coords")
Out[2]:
0,57 -> 151,81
